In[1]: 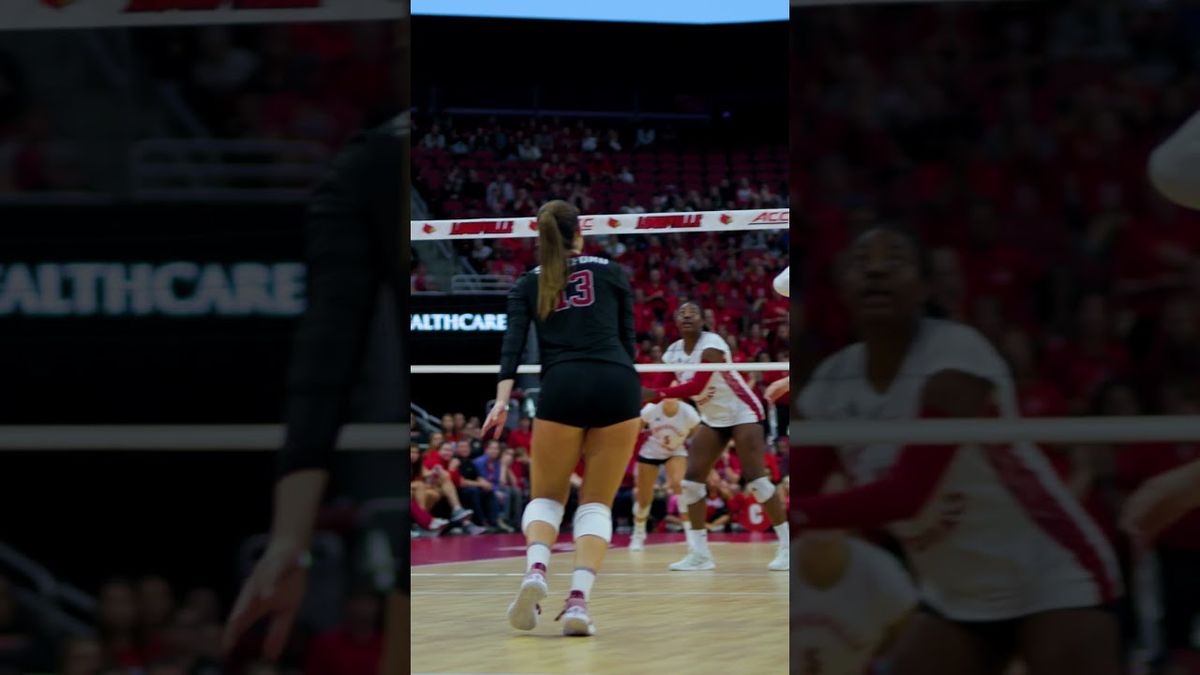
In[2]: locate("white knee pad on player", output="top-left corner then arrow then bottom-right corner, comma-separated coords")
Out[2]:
522,497 -> 565,533
680,479 -> 706,508
572,502 -> 613,543
747,476 -> 776,503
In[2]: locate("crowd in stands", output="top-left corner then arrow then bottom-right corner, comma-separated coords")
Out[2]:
794,3 -> 1200,670
0,49 -> 84,194
0,572 -> 384,675
413,116 -> 786,220
411,110 -> 791,538
139,23 -> 398,149
0,491 -> 395,675
0,23 -> 397,195
411,412 -> 791,538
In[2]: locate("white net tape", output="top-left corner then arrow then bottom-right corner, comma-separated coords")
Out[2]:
411,207 -> 789,241
795,416 -> 1200,445
0,424 -> 405,450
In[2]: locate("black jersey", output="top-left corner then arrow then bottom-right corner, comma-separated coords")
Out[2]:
279,119 -> 406,475
499,254 -> 636,381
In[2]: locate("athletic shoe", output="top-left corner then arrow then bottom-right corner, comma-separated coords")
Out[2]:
768,544 -> 789,571
506,567 -> 547,631
449,507 -> 474,524
668,550 -> 715,571
629,530 -> 646,551
556,590 -> 595,637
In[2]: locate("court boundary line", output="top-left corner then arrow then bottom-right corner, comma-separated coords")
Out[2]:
410,540 -> 758,567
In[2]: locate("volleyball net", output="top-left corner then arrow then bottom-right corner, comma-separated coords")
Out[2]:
410,207 -> 791,437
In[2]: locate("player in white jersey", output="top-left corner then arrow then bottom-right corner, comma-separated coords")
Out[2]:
629,398 -> 701,551
793,532 -> 916,675
794,226 -> 1123,675
648,302 -> 789,571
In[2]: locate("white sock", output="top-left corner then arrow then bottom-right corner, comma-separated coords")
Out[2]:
773,522 -> 789,547
634,504 -> 650,534
687,528 -> 710,556
571,568 -> 596,599
526,542 -> 551,572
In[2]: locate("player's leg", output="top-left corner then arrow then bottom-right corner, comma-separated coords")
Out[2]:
560,417 -> 640,635
665,455 -> 686,497
1016,608 -> 1122,675
507,418 -> 584,631
731,422 -> 789,570
883,612 -> 1002,675
630,460 -> 658,551
671,425 -> 725,571
437,475 -> 472,522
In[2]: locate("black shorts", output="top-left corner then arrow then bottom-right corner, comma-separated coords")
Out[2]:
916,601 -> 1119,664
637,455 -> 682,466
536,360 -> 640,429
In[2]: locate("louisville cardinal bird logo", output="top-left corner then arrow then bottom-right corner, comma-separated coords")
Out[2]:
607,218 -> 620,228
528,220 -> 538,231
422,223 -> 435,234
720,213 -> 733,225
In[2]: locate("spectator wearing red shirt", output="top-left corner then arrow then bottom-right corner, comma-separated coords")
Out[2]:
422,443 -> 460,486
1046,292 -> 1133,410
741,323 -> 769,360
638,344 -> 673,389
640,268 -> 668,304
419,445 -> 473,524
999,328 -> 1068,419
632,288 -> 659,335
759,289 -> 789,331
958,201 -> 1040,327
713,446 -> 742,485
304,590 -> 383,675
439,414 -> 462,443
97,579 -> 168,668
505,417 -> 533,453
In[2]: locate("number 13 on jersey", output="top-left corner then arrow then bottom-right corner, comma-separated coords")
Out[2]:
555,270 -> 595,311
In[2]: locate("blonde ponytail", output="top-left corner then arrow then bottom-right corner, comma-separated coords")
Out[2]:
536,200 -> 579,320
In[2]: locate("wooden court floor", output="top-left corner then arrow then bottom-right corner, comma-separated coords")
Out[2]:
411,540 -> 788,675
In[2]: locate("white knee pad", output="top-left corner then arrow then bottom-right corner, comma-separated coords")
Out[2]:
634,503 -> 651,520
680,479 -> 706,508
572,502 -> 613,543
747,476 -> 776,504
521,498 -> 565,533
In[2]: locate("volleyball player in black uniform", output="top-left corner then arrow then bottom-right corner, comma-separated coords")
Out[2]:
480,199 -> 641,637
222,116 -> 407,670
